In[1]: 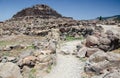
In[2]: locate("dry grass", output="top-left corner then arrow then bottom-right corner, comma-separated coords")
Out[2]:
0,35 -> 44,57
112,48 -> 120,54
0,35 -> 43,46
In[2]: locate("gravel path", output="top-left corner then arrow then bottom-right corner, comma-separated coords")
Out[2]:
43,40 -> 85,78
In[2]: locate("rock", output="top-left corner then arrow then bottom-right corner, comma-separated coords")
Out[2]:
84,26 -> 94,36
76,44 -> 82,52
0,62 -> 23,78
37,54 -> 52,63
86,35 -> 99,47
109,34 -> 120,49
47,29 -> 60,49
76,47 -> 87,58
84,51 -> 120,76
19,49 -> 56,78
21,66 -> 31,78
98,44 -> 110,52
18,56 -> 38,67
51,29 -> 60,41
32,30 -> 49,36
106,30 -> 114,36
19,50 -> 33,59
48,40 -> 57,52
107,33 -> 115,41
18,49 -> 56,71
6,56 -> 16,61
35,50 -> 56,64
106,52 -> 120,61
0,56 -> 18,63
12,44 -> 25,49
3,46 -> 11,51
3,44 -> 25,51
86,31 -> 120,52
35,61 -> 51,70
85,48 -> 99,57
99,37 -> 111,45
74,34 -> 80,39
60,50 -> 70,55
88,51 -> 107,63
33,50 -> 56,56
103,71 -> 120,78
100,33 -> 108,38
92,30 -> 101,37
95,26 -> 104,33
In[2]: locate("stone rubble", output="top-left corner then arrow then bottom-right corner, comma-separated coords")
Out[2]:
0,4 -> 120,78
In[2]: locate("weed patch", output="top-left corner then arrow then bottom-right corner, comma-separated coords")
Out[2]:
65,36 -> 84,41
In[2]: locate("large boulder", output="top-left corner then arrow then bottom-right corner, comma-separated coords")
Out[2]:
85,31 -> 120,52
92,30 -> 101,37
33,50 -> 56,65
98,32 -> 120,51
0,62 -> 23,78
18,49 -> 56,71
105,31 -> 120,51
99,37 -> 111,45
84,51 -> 120,77
76,47 -> 87,58
18,56 -> 38,67
98,37 -> 111,51
95,26 -> 104,33
98,44 -> 110,52
103,71 -> 120,78
86,35 -> 99,47
106,30 -> 114,36
85,48 -> 99,57
17,49 -> 56,78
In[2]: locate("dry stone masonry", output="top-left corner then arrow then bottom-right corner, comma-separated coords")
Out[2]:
0,4 -> 120,78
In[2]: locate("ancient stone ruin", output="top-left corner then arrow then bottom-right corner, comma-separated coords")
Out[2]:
0,4 -> 120,78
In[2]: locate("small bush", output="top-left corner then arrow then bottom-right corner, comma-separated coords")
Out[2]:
27,45 -> 35,49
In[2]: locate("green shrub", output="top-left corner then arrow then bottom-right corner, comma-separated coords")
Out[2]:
65,36 -> 84,41
27,45 -> 35,49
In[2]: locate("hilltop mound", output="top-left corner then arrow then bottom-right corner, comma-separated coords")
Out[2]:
13,4 -> 62,18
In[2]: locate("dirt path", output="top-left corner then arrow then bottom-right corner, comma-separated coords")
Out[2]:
44,40 -> 85,78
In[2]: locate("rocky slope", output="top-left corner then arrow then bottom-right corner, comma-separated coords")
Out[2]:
0,4 -> 103,38
13,4 -> 62,19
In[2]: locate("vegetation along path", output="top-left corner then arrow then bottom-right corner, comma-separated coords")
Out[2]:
44,40 -> 85,78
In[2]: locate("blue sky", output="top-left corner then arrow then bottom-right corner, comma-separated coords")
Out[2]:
0,0 -> 120,21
